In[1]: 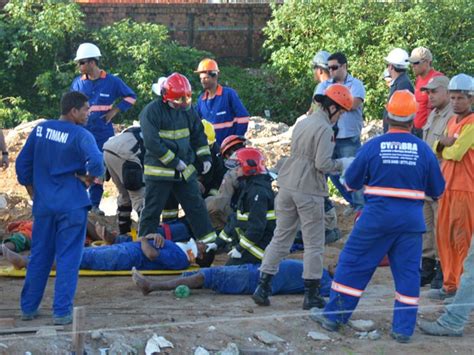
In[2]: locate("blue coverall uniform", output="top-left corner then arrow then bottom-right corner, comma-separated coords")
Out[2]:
321,129 -> 445,337
71,70 -> 136,207
196,85 -> 250,146
184,260 -> 332,296
16,120 -> 104,319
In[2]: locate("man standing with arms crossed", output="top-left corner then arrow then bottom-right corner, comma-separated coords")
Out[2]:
71,43 -> 137,215
15,91 -> 104,325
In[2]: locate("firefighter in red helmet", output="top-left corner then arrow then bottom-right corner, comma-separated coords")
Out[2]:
138,73 -> 217,244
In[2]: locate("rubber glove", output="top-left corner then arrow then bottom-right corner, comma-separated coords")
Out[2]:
228,248 -> 242,259
202,161 -> 212,174
206,242 -> 218,253
176,160 -> 187,172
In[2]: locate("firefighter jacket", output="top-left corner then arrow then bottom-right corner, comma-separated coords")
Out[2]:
216,174 -> 276,260
277,110 -> 343,196
197,143 -> 226,197
139,99 -> 211,182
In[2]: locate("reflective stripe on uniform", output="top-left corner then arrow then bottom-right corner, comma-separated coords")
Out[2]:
200,231 -> 217,243
364,185 -> 425,200
159,128 -> 190,140
218,230 -> 232,243
395,292 -> 419,305
237,232 -> 264,259
144,165 -> 175,177
162,209 -> 178,218
159,150 -> 175,165
237,210 -> 276,221
182,164 -> 196,181
196,145 -> 211,157
124,96 -> 136,104
89,105 -> 113,112
331,281 -> 364,297
213,116 -> 249,130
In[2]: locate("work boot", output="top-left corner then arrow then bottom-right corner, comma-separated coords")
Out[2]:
310,310 -> 340,332
430,261 -> 444,289
53,314 -> 73,325
252,272 -> 273,306
420,257 -> 436,286
419,319 -> 463,337
424,287 -> 456,300
302,279 -> 326,310
21,310 -> 38,321
391,332 -> 411,343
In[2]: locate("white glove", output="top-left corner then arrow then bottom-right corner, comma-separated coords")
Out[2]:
206,242 -> 218,253
338,157 -> 355,172
227,248 -> 242,259
176,160 -> 187,172
202,161 -> 212,175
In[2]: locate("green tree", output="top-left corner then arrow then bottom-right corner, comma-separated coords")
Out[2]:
263,0 -> 473,123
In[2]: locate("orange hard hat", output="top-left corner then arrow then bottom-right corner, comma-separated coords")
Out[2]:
324,84 -> 354,111
386,90 -> 417,120
195,58 -> 219,73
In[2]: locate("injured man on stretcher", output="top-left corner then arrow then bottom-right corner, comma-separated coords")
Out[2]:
132,259 -> 334,297
2,233 -> 215,271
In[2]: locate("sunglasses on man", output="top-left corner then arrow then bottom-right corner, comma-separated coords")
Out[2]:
328,65 -> 340,71
78,60 -> 90,66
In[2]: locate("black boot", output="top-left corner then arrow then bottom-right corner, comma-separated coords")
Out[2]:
420,257 -> 436,286
303,279 -> 326,310
430,260 -> 444,289
252,272 -> 273,306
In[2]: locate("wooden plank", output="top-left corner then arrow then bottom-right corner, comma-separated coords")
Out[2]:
0,318 -> 15,328
0,326 -> 63,335
72,307 -> 86,355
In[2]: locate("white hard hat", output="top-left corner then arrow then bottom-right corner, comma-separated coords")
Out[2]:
74,43 -> 101,61
152,76 -> 167,96
384,48 -> 409,69
448,73 -> 473,95
311,50 -> 331,69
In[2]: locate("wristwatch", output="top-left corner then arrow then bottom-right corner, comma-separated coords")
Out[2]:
1,151 -> 8,156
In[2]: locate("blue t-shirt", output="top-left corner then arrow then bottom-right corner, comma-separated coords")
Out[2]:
196,85 -> 250,146
346,130 -> 445,234
316,74 -> 366,139
16,120 -> 104,216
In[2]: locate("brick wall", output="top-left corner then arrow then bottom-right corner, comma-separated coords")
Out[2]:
79,3 -> 273,62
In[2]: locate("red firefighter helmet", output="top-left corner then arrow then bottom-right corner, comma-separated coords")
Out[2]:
220,135 -> 247,157
162,73 -> 192,109
233,148 -> 266,176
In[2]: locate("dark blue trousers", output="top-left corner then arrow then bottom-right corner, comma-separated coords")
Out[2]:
21,208 -> 88,318
323,231 -> 422,336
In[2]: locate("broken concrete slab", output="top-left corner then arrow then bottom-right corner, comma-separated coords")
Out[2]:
194,346 -> 210,355
253,330 -> 285,345
216,342 -> 239,355
307,331 -> 331,341
348,319 -> 376,332
368,330 -> 381,340
35,327 -> 57,337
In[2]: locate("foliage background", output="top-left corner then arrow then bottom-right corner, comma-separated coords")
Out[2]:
0,0 -> 472,128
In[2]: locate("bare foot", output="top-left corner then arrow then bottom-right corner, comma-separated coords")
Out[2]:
2,244 -> 28,269
132,267 -> 152,296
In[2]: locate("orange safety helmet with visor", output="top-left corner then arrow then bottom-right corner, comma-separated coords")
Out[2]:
225,147 -> 266,176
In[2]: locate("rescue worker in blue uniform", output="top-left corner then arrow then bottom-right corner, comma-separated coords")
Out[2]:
138,73 -> 217,244
311,90 -> 446,343
15,91 -> 104,325
71,43 -> 137,214
195,58 -> 250,146
132,259 -> 333,297
206,148 -> 276,265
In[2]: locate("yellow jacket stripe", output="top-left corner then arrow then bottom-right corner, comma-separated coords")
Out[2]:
144,165 -> 175,177
162,210 -> 179,218
182,164 -> 196,181
238,234 -> 264,259
237,210 -> 276,221
196,145 -> 211,157
200,231 -> 217,243
159,149 -> 175,165
218,230 -> 232,243
159,128 -> 190,140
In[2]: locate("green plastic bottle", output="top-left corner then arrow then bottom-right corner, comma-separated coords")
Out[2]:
175,285 -> 191,298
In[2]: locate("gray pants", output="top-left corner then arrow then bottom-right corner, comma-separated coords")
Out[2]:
438,237 -> 474,331
103,151 -> 145,215
422,199 -> 438,259
260,187 -> 325,280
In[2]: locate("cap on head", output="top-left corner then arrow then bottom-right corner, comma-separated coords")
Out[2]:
75,43 -> 101,61
311,50 -> 331,69
195,58 -> 219,73
202,119 -> 216,145
448,73 -> 473,95
420,76 -> 450,92
384,48 -> 409,69
408,46 -> 433,63
386,90 -> 417,122
220,135 -> 247,157
314,84 -> 353,111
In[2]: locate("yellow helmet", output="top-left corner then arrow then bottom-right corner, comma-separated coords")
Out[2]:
202,119 -> 216,145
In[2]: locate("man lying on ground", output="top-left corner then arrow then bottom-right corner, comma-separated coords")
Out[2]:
132,259 -> 333,297
2,233 -> 214,271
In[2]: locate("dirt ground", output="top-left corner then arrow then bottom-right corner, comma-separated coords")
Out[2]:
0,123 -> 473,354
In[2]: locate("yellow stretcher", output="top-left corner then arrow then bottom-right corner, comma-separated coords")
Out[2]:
0,266 -> 199,278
